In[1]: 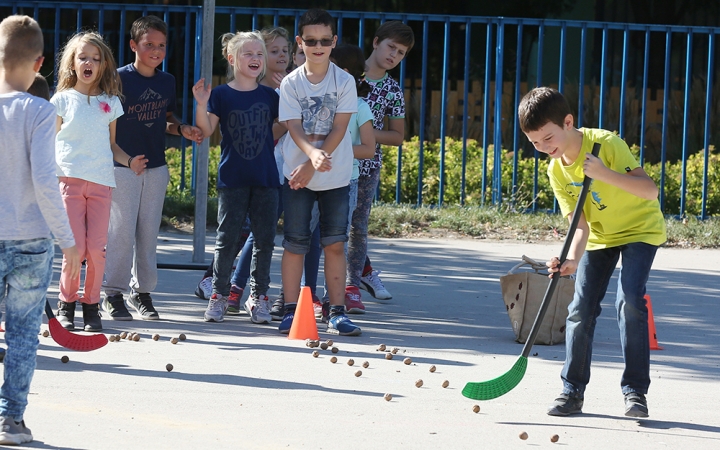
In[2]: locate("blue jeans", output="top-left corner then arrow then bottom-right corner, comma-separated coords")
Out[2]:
561,242 -> 658,397
0,238 -> 54,422
214,186 -> 278,298
282,181 -> 349,254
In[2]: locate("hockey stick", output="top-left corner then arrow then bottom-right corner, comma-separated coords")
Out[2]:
462,142 -> 601,401
45,299 -> 108,351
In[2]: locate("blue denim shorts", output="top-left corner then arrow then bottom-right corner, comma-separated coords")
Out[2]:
282,181 -> 349,254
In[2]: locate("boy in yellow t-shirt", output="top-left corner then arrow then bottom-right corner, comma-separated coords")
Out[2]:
518,87 -> 666,419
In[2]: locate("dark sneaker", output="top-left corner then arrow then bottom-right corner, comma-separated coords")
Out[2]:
547,393 -> 584,416
102,293 -> 132,321
195,276 -> 212,300
278,304 -> 296,334
226,285 -> 243,315
624,392 -> 649,418
269,296 -> 285,321
0,348 -> 5,363
327,313 -> 362,336
320,300 -> 330,324
127,292 -> 160,320
0,416 -> 32,445
82,303 -> 103,332
56,300 -> 76,330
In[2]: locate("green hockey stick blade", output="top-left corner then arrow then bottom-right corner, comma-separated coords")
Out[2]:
461,356 -> 528,400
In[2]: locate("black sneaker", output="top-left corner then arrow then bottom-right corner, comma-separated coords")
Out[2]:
269,295 -> 285,321
102,293 -> 133,321
56,300 -> 76,330
547,393 -> 584,416
82,303 -> 103,332
320,300 -> 330,324
624,392 -> 649,418
127,292 -> 160,320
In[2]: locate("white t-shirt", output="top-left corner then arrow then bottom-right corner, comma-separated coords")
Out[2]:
51,89 -> 124,187
279,63 -> 357,191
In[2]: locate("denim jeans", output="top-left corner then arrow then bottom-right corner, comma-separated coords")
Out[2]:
214,186 -> 278,298
561,242 -> 659,397
282,181 -> 349,254
0,238 -> 54,422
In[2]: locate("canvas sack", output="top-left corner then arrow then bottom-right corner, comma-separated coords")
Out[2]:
500,255 -> 575,345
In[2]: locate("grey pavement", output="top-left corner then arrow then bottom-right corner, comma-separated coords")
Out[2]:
7,231 -> 720,449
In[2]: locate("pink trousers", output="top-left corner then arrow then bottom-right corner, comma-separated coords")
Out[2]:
58,177 -> 112,305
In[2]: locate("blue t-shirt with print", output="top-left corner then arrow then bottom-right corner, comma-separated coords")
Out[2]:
115,63 -> 176,168
208,83 -> 280,189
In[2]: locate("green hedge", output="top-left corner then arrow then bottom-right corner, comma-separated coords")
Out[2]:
166,141 -> 720,217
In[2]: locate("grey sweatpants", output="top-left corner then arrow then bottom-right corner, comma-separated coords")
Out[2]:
103,165 -> 169,296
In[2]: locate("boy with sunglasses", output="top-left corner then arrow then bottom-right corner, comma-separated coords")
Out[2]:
277,8 -> 361,336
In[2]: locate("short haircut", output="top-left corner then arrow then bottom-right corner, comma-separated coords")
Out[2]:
220,30 -> 267,81
0,15 -> 43,70
518,87 -> 572,133
374,21 -> 415,53
260,26 -> 289,45
130,15 -> 167,42
28,72 -> 50,100
298,9 -> 335,37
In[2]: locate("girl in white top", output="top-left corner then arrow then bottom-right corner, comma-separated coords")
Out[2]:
50,31 -> 147,332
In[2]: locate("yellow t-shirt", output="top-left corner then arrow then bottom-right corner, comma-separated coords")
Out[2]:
548,128 -> 667,250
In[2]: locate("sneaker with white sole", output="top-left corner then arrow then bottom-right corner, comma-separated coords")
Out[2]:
327,312 -> 362,336
269,295 -> 285,321
624,392 -> 649,418
312,293 -> 323,317
195,276 -> 213,300
244,294 -> 272,324
547,393 -> 584,416
0,416 -> 32,445
278,304 -> 296,334
344,285 -> 365,314
204,294 -> 228,322
359,270 -> 392,299
226,285 -> 243,315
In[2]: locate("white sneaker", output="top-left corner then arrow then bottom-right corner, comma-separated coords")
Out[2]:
195,276 -> 213,300
244,295 -> 272,324
204,294 -> 228,322
359,270 -> 392,299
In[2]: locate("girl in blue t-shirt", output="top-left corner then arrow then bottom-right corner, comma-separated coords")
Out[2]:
51,31 -> 148,332
192,31 -> 280,325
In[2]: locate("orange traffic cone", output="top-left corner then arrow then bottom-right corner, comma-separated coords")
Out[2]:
645,294 -> 663,350
288,286 -> 319,341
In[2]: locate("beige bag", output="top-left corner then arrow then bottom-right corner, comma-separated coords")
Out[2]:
500,255 -> 575,345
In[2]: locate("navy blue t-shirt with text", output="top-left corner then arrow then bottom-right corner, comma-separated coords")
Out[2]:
115,63 -> 176,168
207,83 -> 280,189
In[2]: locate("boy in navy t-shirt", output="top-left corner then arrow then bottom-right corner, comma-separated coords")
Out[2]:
103,15 -> 202,321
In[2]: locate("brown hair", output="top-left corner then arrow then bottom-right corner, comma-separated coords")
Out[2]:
374,21 -> 415,53
518,87 -> 572,133
0,15 -> 43,70
330,44 -> 371,98
55,31 -> 122,100
28,72 -> 50,100
130,15 -> 167,42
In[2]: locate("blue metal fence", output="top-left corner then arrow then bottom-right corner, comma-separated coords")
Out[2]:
3,1 -> 719,217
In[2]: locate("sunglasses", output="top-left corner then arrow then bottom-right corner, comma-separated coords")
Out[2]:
301,38 -> 334,47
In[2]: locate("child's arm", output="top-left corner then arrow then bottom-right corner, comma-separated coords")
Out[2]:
109,120 -> 147,175
319,113 -> 352,155
354,120 -> 376,160
583,154 -> 659,200
285,119 -> 332,172
192,78 -> 220,138
272,120 -> 287,141
374,116 -> 404,146
166,112 -> 204,144
546,211 -> 590,278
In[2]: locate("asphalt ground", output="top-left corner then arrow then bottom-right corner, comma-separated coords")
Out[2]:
4,231 -> 719,449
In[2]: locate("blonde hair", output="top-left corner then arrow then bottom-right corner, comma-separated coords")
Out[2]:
0,15 -> 43,70
220,31 -> 267,82
260,27 -> 289,46
56,31 -> 122,100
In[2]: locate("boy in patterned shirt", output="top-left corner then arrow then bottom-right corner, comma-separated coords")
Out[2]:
346,21 -> 414,311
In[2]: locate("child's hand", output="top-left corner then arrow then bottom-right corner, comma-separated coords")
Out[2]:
309,148 -> 332,172
181,124 -> 204,144
62,245 -> 81,280
130,154 -> 148,175
192,78 -> 211,105
546,256 -> 578,278
583,153 -> 608,180
272,72 -> 286,87
288,161 -> 315,189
